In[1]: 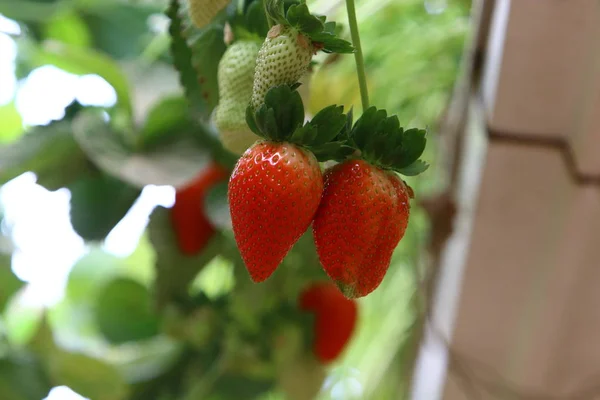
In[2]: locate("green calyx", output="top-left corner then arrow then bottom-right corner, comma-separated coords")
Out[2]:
246,85 -> 354,161
265,0 -> 354,54
349,107 -> 429,176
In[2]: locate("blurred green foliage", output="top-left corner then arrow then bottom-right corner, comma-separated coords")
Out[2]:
0,0 -> 470,398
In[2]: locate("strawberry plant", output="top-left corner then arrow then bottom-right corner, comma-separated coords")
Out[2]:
0,0 -> 469,398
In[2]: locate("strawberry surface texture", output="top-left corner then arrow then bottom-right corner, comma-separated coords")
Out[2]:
251,25 -> 313,110
229,141 -> 323,282
313,160 -> 410,298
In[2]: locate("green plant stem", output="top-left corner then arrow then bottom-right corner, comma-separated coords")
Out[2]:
263,0 -> 273,28
345,0 -> 370,111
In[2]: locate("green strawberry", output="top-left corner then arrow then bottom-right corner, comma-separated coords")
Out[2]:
251,2 -> 354,109
213,40 -> 262,154
251,25 -> 314,110
186,0 -> 229,29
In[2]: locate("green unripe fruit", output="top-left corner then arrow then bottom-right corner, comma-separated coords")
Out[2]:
213,40 -> 262,154
251,25 -> 314,110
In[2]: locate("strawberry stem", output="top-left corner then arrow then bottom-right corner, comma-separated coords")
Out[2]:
263,0 -> 273,28
345,0 -> 369,111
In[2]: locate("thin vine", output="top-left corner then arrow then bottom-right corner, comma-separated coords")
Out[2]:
345,0 -> 370,111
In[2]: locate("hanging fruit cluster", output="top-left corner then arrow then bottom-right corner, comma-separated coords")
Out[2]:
0,0 -> 466,397
179,0 -> 428,298
125,0 -> 426,394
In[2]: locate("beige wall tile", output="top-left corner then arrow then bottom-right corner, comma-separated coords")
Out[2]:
482,0 -> 599,139
446,140 -> 576,395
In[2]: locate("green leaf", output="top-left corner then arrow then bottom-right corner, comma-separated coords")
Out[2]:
148,206 -> 224,309
396,128 -> 427,168
266,0 -> 353,54
286,4 -> 324,35
186,25 -> 227,117
311,142 -> 354,162
263,109 -> 280,140
47,352 -> 129,400
138,96 -> 189,149
169,0 -> 227,120
44,10 -> 92,48
0,120 -> 92,190
167,0 -> 207,119
349,107 -> 428,175
351,106 -> 381,149
4,295 -> 44,347
309,32 -> 354,54
245,105 -> 262,137
210,374 -> 275,398
0,0 -> 60,22
32,41 -> 132,119
290,123 -> 317,145
397,160 -> 429,176
72,111 -> 212,189
308,105 -> 347,145
94,278 -> 160,344
203,182 -> 232,231
68,173 -> 141,241
323,21 -> 336,34
245,1 -> 270,37
24,315 -> 129,400
0,254 -> 23,312
65,249 -> 125,303
0,101 -> 24,143
82,3 -> 158,60
0,354 -> 52,400
270,85 -> 305,135
265,0 -> 287,25
254,85 -> 305,141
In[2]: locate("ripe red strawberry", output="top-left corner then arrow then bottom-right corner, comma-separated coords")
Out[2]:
228,141 -> 323,282
171,162 -> 229,255
299,282 -> 358,363
230,85 -> 351,282
312,161 -> 409,298
312,107 -> 429,298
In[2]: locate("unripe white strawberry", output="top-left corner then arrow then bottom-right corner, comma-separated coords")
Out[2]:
251,25 -> 314,110
186,0 -> 229,29
213,40 -> 261,154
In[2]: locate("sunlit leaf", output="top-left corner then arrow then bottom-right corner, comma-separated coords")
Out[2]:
0,120 -> 92,190
4,292 -> 44,347
72,111 -> 211,189
0,101 -> 24,143
44,11 -> 92,48
0,254 -> 24,312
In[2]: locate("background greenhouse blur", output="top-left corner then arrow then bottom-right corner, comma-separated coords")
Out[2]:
0,0 -> 471,399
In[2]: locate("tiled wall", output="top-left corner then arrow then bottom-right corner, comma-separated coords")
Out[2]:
441,0 -> 600,398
